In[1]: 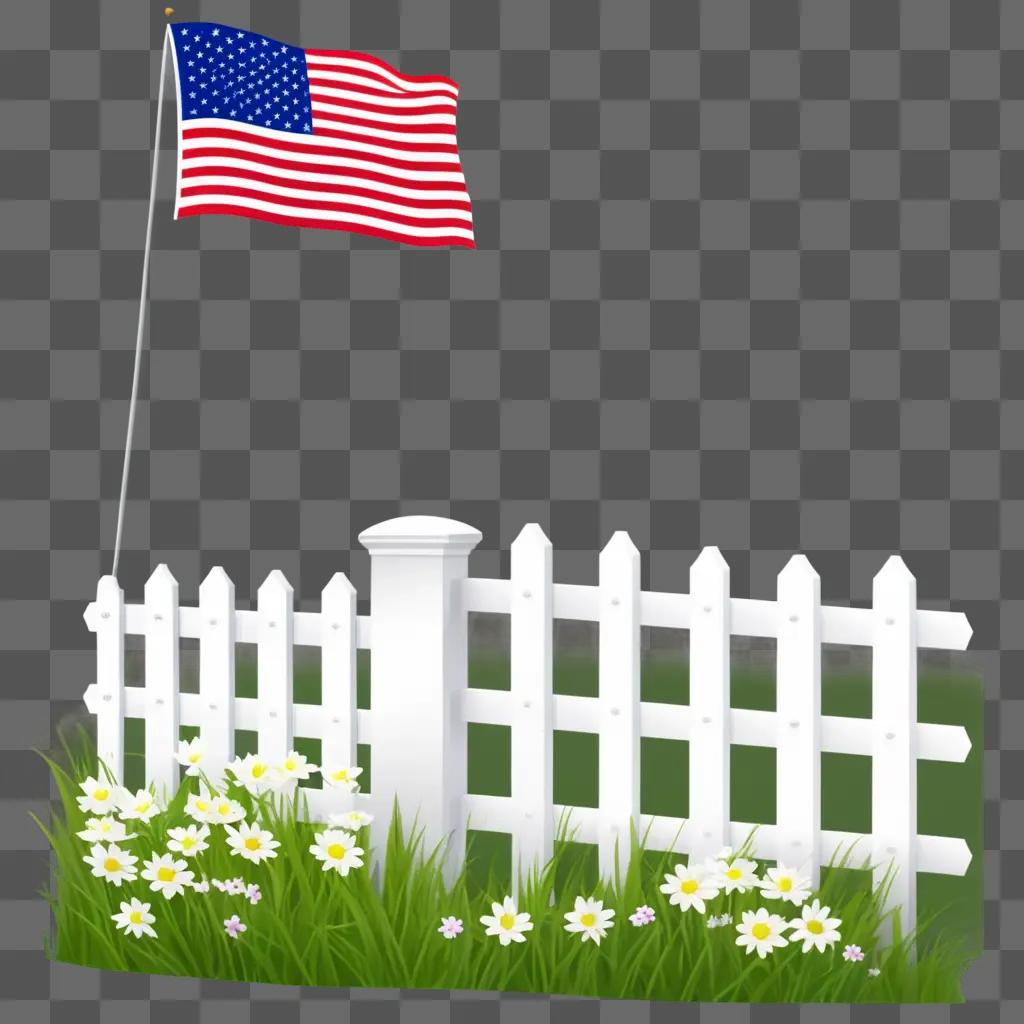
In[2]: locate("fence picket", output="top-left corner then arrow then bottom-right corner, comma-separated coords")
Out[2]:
321,572 -> 358,814
84,575 -> 126,785
509,524 -> 554,887
775,555 -> 822,884
199,567 -> 235,784
872,557 -> 918,952
598,531 -> 641,879
257,570 -> 294,764
144,565 -> 180,798
688,547 -> 731,863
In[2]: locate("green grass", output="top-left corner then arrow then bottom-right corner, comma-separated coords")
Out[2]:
39,730 -> 977,1002
48,651 -> 981,999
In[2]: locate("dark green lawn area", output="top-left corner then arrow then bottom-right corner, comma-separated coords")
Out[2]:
120,647 -> 982,960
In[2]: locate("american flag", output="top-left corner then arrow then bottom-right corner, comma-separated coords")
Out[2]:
168,22 -> 475,248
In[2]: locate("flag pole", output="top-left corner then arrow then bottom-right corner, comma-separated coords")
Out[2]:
111,29 -> 171,579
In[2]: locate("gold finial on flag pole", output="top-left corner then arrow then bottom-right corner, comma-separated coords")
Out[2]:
164,7 -> 175,16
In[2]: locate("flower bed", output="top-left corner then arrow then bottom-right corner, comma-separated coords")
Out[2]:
37,733 -> 974,1002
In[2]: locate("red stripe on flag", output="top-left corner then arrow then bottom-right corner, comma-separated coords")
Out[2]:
176,204 -> 475,248
181,137 -> 462,175
303,50 -> 459,91
181,165 -> 472,209
180,183 -> 472,228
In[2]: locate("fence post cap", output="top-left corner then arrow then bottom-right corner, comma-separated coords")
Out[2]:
358,515 -> 482,556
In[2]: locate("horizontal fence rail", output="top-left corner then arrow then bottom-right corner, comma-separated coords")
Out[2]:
83,515 -> 974,950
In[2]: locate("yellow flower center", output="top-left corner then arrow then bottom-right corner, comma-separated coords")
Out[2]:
807,920 -> 824,934
182,837 -> 195,849
681,879 -> 699,894
94,788 -> 109,801
100,822 -> 111,832
244,837 -> 261,851
327,843 -> 345,859
334,770 -> 348,781
285,759 -> 296,771
218,803 -> 230,815
580,913 -> 596,928
136,802 -> 150,813
189,754 -> 200,763
252,764 -> 266,778
129,911 -> 142,924
727,868 -> 742,879
195,800 -> 208,812
752,923 -> 771,941
778,877 -> 793,893
157,866 -> 176,882
499,913 -> 516,930
103,857 -> 121,872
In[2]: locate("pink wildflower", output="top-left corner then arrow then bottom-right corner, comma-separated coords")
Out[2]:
438,916 -> 463,939
629,905 -> 656,927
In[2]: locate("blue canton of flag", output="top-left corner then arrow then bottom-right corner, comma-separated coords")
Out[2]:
171,23 -> 313,134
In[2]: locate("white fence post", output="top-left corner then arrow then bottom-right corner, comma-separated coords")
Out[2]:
509,524 -> 553,888
144,565 -> 180,798
598,531 -> 641,880
257,570 -> 294,765
321,571 -> 358,815
872,557 -> 918,952
359,516 -> 482,885
688,546 -> 731,863
199,567 -> 235,785
775,555 -> 822,884
82,575 -> 126,785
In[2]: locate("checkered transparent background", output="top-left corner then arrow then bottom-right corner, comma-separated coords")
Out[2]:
1,0 -> 1021,1020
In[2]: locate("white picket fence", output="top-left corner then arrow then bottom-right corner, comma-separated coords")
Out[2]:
83,515 -> 974,946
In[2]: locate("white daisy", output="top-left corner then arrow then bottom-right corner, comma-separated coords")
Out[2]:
116,788 -> 162,823
227,753 -> 276,795
184,786 -> 217,824
175,737 -> 207,776
111,897 -> 157,939
760,862 -> 812,906
83,843 -> 138,886
708,855 -> 760,894
563,895 -> 615,945
787,899 -> 842,954
141,852 -> 194,899
327,809 -> 374,830
659,862 -> 720,914
167,823 -> 210,858
322,764 -> 362,793
480,895 -> 534,946
224,821 -> 280,864
272,750 -> 318,790
735,907 -> 790,958
76,816 -> 135,844
76,776 -> 119,816
308,829 -> 364,876
868,967 -> 881,977
206,795 -> 246,825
